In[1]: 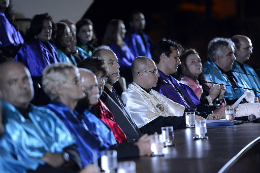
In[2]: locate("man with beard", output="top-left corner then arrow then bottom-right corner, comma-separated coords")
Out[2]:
121,56 -> 186,134
231,35 -> 260,98
203,37 -> 252,104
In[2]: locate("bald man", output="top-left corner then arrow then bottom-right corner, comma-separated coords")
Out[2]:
0,62 -> 81,173
121,56 -> 186,134
231,35 -> 260,97
93,46 -> 142,142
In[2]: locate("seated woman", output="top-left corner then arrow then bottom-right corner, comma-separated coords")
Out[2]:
103,19 -> 135,84
60,19 -> 90,63
177,49 -> 226,118
0,0 -> 24,60
42,63 -> 150,167
77,57 -> 127,143
76,19 -> 98,56
15,13 -> 59,105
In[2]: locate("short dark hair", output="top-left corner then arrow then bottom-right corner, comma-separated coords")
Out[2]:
25,13 -> 56,41
207,37 -> 235,61
129,10 -> 143,22
231,36 -> 241,50
77,57 -> 107,77
151,38 -> 183,64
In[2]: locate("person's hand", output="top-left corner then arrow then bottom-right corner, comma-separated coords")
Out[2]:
40,152 -> 65,168
79,164 -> 100,173
210,106 -> 226,120
207,113 -> 220,120
219,84 -> 226,97
118,77 -> 127,92
209,84 -> 221,100
136,134 -> 151,156
195,115 -> 205,121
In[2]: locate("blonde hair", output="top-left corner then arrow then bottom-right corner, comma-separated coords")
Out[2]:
42,63 -> 77,100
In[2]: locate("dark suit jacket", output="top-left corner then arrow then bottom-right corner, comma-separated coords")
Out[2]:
100,86 -> 142,142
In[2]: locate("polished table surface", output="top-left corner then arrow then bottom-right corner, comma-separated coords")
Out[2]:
121,123 -> 260,173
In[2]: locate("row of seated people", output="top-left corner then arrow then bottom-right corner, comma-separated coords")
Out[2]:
1,35 -> 259,172
1,0 -> 152,89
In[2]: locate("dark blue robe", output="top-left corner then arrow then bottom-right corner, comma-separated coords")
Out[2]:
46,102 -> 116,167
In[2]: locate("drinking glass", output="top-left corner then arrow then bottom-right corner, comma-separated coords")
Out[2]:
150,134 -> 164,156
194,119 -> 208,139
101,150 -> 117,173
225,107 -> 234,120
117,161 -> 136,173
185,112 -> 195,127
161,126 -> 174,146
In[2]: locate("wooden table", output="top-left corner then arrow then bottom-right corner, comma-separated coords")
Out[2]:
120,123 -> 260,173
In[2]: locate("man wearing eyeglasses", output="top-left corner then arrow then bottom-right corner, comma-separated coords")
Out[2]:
231,35 -> 260,98
151,39 -> 200,110
121,56 -> 186,134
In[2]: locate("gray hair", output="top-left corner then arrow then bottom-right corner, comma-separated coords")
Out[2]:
42,63 -> 77,100
91,45 -> 115,58
207,37 -> 235,61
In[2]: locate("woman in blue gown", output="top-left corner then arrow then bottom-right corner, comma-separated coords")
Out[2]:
0,0 -> 24,60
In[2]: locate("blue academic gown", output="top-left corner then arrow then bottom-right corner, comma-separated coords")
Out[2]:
53,44 -> 89,66
232,61 -> 260,97
15,38 -> 60,77
124,27 -> 153,58
203,61 -> 252,101
46,102 -> 116,167
0,100 -> 75,173
153,70 -> 200,110
0,12 -> 24,47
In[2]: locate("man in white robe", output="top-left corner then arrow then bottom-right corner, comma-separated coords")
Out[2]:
121,56 -> 186,134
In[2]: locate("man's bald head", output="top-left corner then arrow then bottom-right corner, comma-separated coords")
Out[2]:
231,35 -> 253,64
131,56 -> 152,80
0,62 -> 34,109
79,68 -> 99,109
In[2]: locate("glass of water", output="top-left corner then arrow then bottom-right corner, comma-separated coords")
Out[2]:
101,150 -> 117,173
150,134 -> 164,156
185,112 -> 195,127
225,107 -> 234,120
117,161 -> 136,173
194,119 -> 208,139
161,126 -> 174,147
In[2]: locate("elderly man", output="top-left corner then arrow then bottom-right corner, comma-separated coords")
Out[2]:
0,62 -> 81,173
93,46 -> 142,142
121,56 -> 186,134
124,11 -> 153,58
75,68 -> 150,158
203,37 -> 252,104
152,39 -> 200,110
231,35 -> 260,97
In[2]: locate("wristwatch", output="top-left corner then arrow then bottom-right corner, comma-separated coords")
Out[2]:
63,152 -> 70,162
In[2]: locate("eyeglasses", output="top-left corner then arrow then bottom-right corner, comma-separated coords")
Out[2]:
137,68 -> 158,75
241,46 -> 253,51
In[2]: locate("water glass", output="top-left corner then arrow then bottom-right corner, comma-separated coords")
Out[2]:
101,150 -> 117,173
161,126 -> 174,146
225,107 -> 234,120
117,161 -> 136,173
150,134 -> 164,156
194,119 -> 207,139
185,112 -> 195,127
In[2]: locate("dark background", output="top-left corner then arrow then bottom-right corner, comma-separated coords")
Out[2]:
83,0 -> 260,70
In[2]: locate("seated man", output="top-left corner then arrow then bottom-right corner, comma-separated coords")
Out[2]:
93,46 -> 143,142
203,37 -> 252,105
151,39 -> 200,110
231,35 -> 260,97
43,63 -> 150,167
77,57 -> 127,143
121,56 -> 186,134
0,62 -> 82,173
